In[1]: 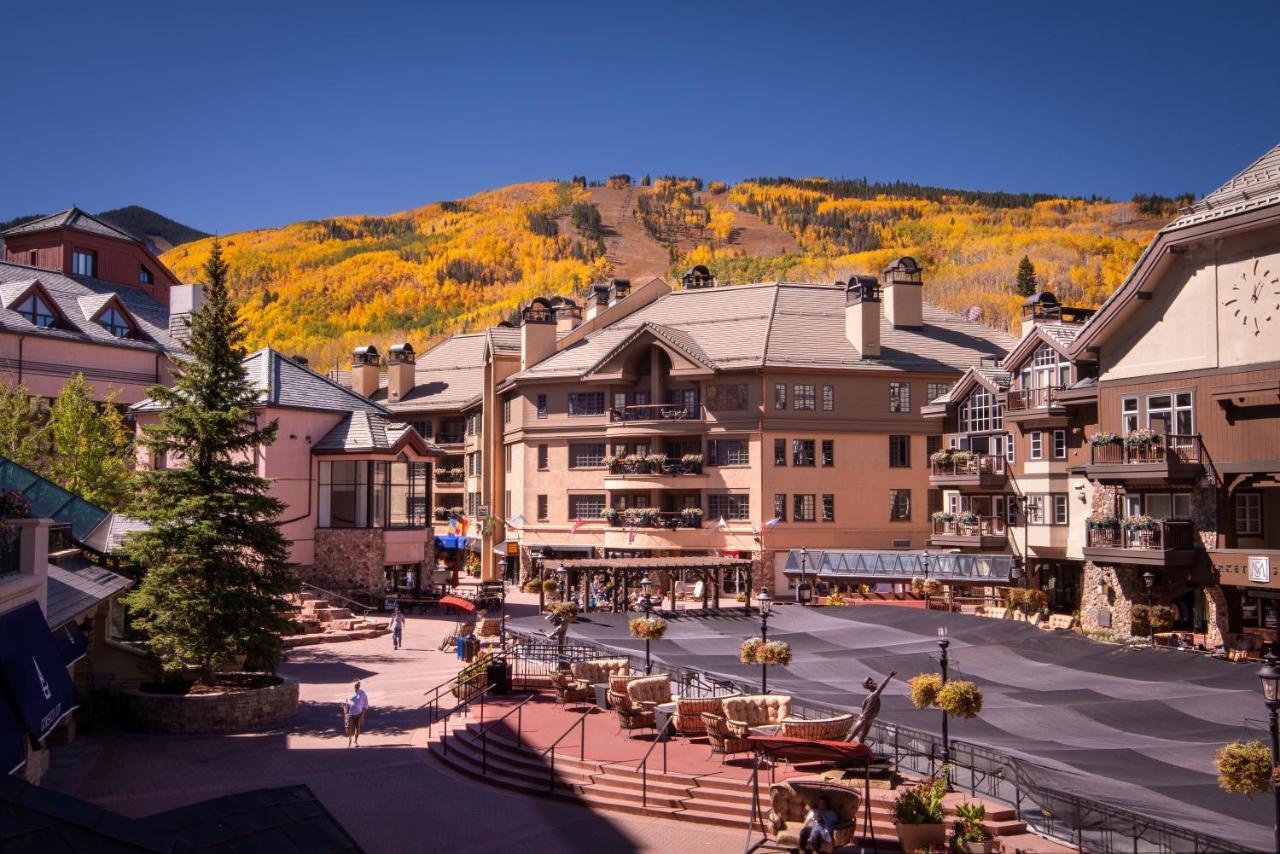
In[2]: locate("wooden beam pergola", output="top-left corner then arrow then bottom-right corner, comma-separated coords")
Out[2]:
553,556 -> 753,611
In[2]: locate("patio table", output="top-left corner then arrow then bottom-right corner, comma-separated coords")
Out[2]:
593,683 -> 609,709
653,701 -> 678,739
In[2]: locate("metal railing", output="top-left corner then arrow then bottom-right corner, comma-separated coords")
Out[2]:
1085,519 -> 1196,551
930,516 -> 1007,538
929,453 -> 1005,479
1005,385 -> 1062,412
477,693 -> 537,774
604,511 -> 703,529
1089,433 -> 1203,466
607,715 -> 673,807
608,403 -> 704,422
606,458 -> 703,476
540,705 -> 594,792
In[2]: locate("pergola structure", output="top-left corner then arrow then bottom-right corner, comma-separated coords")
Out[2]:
551,555 -> 754,611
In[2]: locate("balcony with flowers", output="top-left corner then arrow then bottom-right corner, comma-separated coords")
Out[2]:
602,453 -> 708,490
1082,512 -> 1198,567
928,511 -> 1008,549
928,450 -> 1007,490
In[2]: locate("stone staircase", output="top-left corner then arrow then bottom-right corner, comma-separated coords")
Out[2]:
421,701 -> 1064,851
283,589 -> 388,646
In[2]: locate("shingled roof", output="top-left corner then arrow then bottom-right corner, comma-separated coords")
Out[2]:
313,410 -> 442,454
1167,140 -> 1280,231
367,332 -> 493,412
0,207 -> 140,244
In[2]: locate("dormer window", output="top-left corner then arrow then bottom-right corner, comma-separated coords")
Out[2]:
140,265 -> 154,285
15,293 -> 57,328
98,306 -> 133,339
72,250 -> 97,277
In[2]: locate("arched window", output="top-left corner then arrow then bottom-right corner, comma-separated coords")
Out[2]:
98,306 -> 133,338
1020,344 -> 1070,389
15,293 -> 57,328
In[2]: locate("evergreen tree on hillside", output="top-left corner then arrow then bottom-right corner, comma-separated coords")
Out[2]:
1015,255 -> 1039,297
47,375 -> 135,510
124,241 -> 294,682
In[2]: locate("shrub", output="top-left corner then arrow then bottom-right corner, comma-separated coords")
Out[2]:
936,680 -> 984,718
522,579 -> 542,594
921,579 -> 943,596
909,673 -> 942,709
826,591 -> 846,606
952,802 -> 991,846
1023,589 -> 1048,613
857,583 -> 872,596
1215,740 -> 1273,798
629,617 -> 668,641
546,601 -> 578,623
893,776 -> 947,824
541,578 -> 559,594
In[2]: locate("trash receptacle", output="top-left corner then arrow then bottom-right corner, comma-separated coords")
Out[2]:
464,636 -> 480,662
456,635 -> 468,660
486,660 -> 512,695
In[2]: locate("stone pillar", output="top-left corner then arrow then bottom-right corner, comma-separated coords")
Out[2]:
1081,562 -> 1142,637
1204,584 -> 1229,648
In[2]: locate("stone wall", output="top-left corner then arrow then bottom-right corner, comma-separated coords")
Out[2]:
120,675 -> 299,734
312,528 -> 385,593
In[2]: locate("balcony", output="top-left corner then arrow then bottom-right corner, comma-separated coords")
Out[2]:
436,433 -> 465,447
1085,433 -> 1204,484
602,455 -> 708,490
1082,518 -> 1198,567
928,452 -> 1006,489
605,403 -> 706,437
929,515 -> 1008,549
603,509 -> 704,530
434,468 -> 465,490
1003,385 -> 1067,424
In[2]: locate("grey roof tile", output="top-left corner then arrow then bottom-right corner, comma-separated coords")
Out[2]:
313,410 -> 441,453
1168,140 -> 1280,230
46,557 -> 132,629
0,207 -> 140,243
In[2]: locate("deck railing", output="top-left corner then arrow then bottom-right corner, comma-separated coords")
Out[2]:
1085,519 -> 1195,551
930,516 -> 1007,538
929,453 -> 1004,478
608,403 -> 704,422
604,511 -> 703,529
1005,385 -> 1061,412
1088,433 -> 1202,466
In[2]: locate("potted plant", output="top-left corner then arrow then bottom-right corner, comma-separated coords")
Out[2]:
893,776 -> 948,851
1089,431 -> 1121,446
623,453 -> 646,473
952,801 -> 994,853
1215,740 -> 1273,798
629,617 -> 668,641
1122,514 -> 1156,532
936,680 -> 984,718
929,449 -> 954,467
931,511 -> 955,525
639,507 -> 660,527
541,578 -> 560,597
1124,428 -> 1157,447
602,455 -> 619,472
645,453 -> 668,473
826,591 -> 846,606
681,453 -> 703,474
680,507 -> 704,528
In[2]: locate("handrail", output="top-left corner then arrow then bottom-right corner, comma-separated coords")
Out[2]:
633,715 -> 672,807
299,581 -> 376,614
540,704 -> 594,758
540,704 -> 595,793
478,693 -> 536,773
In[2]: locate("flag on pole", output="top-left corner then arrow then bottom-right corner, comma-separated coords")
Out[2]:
571,517 -> 587,534
717,516 -> 729,532
757,516 -> 781,535
451,514 -> 470,537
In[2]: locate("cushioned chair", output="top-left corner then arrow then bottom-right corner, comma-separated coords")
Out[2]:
606,674 -> 642,709
722,694 -> 793,739
617,675 -> 673,731
673,696 -> 728,737
778,714 -> 854,741
701,712 -> 752,759
550,670 -> 593,705
476,617 -> 503,637
767,779 -> 861,852
571,658 -> 630,688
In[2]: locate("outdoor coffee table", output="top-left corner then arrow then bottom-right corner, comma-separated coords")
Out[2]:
653,701 -> 678,739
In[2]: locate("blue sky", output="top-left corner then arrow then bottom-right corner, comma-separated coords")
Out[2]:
4,0 -> 1279,234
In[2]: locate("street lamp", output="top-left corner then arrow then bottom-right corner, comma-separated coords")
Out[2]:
640,575 -> 654,674
797,548 -> 812,605
937,626 -> 951,781
1258,653 -> 1280,854
756,589 -> 772,693
1142,570 -> 1156,647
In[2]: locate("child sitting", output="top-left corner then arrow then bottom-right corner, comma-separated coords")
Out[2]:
798,795 -> 837,851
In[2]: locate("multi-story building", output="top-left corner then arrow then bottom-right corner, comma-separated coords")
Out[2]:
0,208 -> 192,403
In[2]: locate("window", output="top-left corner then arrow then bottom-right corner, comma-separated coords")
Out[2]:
707,383 -> 749,410
1026,495 -> 1045,524
1237,493 -> 1263,536
792,439 -> 815,467
537,495 -> 549,521
1143,493 -> 1191,520
793,494 -> 816,522
536,394 -> 548,419
1148,392 -> 1194,435
926,435 -> 941,457
889,382 -> 911,413
504,445 -> 512,473
1029,431 -> 1043,460
774,438 -> 787,466
569,494 -> 605,519
568,392 -> 604,416
139,265 -> 154,285
958,387 -> 1002,432
14,292 -> 56,328
794,384 -> 815,410
505,490 -> 511,514
774,383 -> 787,410
537,444 -> 548,470
889,435 -> 910,468
822,385 -> 835,411
318,460 -> 429,529
1052,429 -> 1067,460
71,250 -> 96,277
1021,344 -> 1070,391
441,419 -> 464,443
409,419 -> 433,439
889,490 -> 911,521
569,443 -> 606,468
708,493 -> 750,520
822,494 -> 834,522
1053,494 -> 1069,525
503,397 -> 512,424
1006,432 -> 1015,463
1121,397 -> 1139,433
822,439 -> 834,467
927,382 -> 951,402
97,305 -> 133,338
1005,495 -> 1020,525
707,439 -> 748,467
774,494 -> 787,522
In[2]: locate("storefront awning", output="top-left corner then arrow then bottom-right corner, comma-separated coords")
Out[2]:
439,595 -> 476,614
434,534 -> 471,551
0,689 -> 25,774
0,602 -> 78,742
53,622 -> 87,668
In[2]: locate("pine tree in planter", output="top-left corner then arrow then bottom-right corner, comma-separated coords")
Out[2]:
124,242 -> 294,684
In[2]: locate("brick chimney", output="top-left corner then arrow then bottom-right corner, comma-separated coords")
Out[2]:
520,299 -> 557,370
845,276 -> 881,358
351,345 -> 381,398
387,343 -> 416,401
168,283 -> 203,341
881,257 -> 923,328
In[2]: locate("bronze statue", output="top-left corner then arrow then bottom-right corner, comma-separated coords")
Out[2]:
846,671 -> 895,743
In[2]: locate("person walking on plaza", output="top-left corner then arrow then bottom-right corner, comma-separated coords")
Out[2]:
390,606 -> 405,650
346,681 -> 369,747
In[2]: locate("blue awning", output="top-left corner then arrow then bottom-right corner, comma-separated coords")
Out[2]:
0,602 -> 78,742
434,534 -> 470,551
53,621 -> 88,668
0,689 -> 25,774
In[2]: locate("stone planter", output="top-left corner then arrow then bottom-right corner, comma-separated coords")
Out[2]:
895,822 -> 946,852
120,674 -> 299,734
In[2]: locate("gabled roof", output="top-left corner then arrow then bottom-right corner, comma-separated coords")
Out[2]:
0,206 -> 141,244
931,364 -> 1011,409
583,320 -> 718,376
1167,141 -> 1280,231
46,557 -> 132,630
362,332 -> 492,412
313,410 -> 442,455
133,348 -> 390,415
1001,322 -> 1081,372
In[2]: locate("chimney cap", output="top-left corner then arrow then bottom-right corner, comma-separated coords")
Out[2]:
289,354 -> 309,366
681,265 -> 716,289
845,275 -> 880,304
520,297 -> 556,325
388,342 -> 416,363
883,256 -> 921,275
352,345 -> 380,366
1022,291 -> 1059,308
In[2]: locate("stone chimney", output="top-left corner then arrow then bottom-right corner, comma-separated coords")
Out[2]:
608,277 -> 631,305
351,345 -> 381,398
520,299 -> 557,370
553,297 -> 582,334
387,343 -> 416,401
845,276 -> 881,358
168,283 -> 204,341
584,283 -> 610,321
881,257 -> 923,328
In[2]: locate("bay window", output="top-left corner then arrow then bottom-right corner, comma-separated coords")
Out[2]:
318,459 -> 430,528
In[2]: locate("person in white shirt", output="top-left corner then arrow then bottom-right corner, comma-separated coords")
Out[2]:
346,681 -> 369,747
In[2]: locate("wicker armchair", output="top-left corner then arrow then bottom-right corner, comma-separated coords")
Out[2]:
722,694 -> 793,739
617,675 -> 672,731
778,714 -> 854,741
606,674 -> 641,709
673,696 -> 728,737
701,712 -> 752,758
549,670 -> 593,705
767,779 -> 860,852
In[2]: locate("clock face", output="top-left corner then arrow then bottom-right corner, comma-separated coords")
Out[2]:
1221,258 -> 1280,336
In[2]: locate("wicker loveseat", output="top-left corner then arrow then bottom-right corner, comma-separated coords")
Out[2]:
617,675 -> 673,731
722,694 -> 793,739
701,711 -> 752,759
767,779 -> 861,852
606,674 -> 642,709
567,658 -> 630,700
778,713 -> 854,741
673,696 -> 730,737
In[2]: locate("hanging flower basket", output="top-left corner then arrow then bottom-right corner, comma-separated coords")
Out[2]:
936,680 -> 984,718
1215,740 -> 1273,798
541,578 -> 560,594
909,673 -> 942,709
546,601 -> 578,623
739,638 -> 792,666
522,579 -> 542,594
739,637 -> 763,665
629,617 -> 668,641
921,579 -> 944,597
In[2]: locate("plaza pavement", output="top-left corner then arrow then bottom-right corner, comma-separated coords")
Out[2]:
42,590 -> 743,853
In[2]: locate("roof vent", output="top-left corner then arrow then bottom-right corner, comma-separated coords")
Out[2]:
681,265 -> 716,289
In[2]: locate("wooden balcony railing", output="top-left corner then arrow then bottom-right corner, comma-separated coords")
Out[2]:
1088,433 -> 1202,466
608,403 -> 704,423
930,515 -> 1007,538
1085,518 -> 1195,551
604,510 -> 704,529
1005,385 -> 1061,412
434,469 -> 466,484
929,453 -> 1005,478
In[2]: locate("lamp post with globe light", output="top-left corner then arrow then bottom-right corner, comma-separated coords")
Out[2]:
756,589 -> 772,692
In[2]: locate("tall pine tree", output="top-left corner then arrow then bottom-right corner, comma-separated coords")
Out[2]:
1015,255 -> 1039,297
124,241 -> 294,682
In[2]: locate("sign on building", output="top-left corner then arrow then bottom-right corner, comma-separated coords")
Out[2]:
1249,555 -> 1271,584
477,505 -> 490,520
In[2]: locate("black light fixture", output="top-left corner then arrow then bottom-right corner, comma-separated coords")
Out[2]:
756,589 -> 772,693
937,626 -> 951,782
640,575 -> 654,673
797,547 -> 812,605
1258,653 -> 1280,854
1142,570 -> 1156,647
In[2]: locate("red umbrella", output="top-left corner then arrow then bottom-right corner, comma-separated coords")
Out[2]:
440,595 -> 476,613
